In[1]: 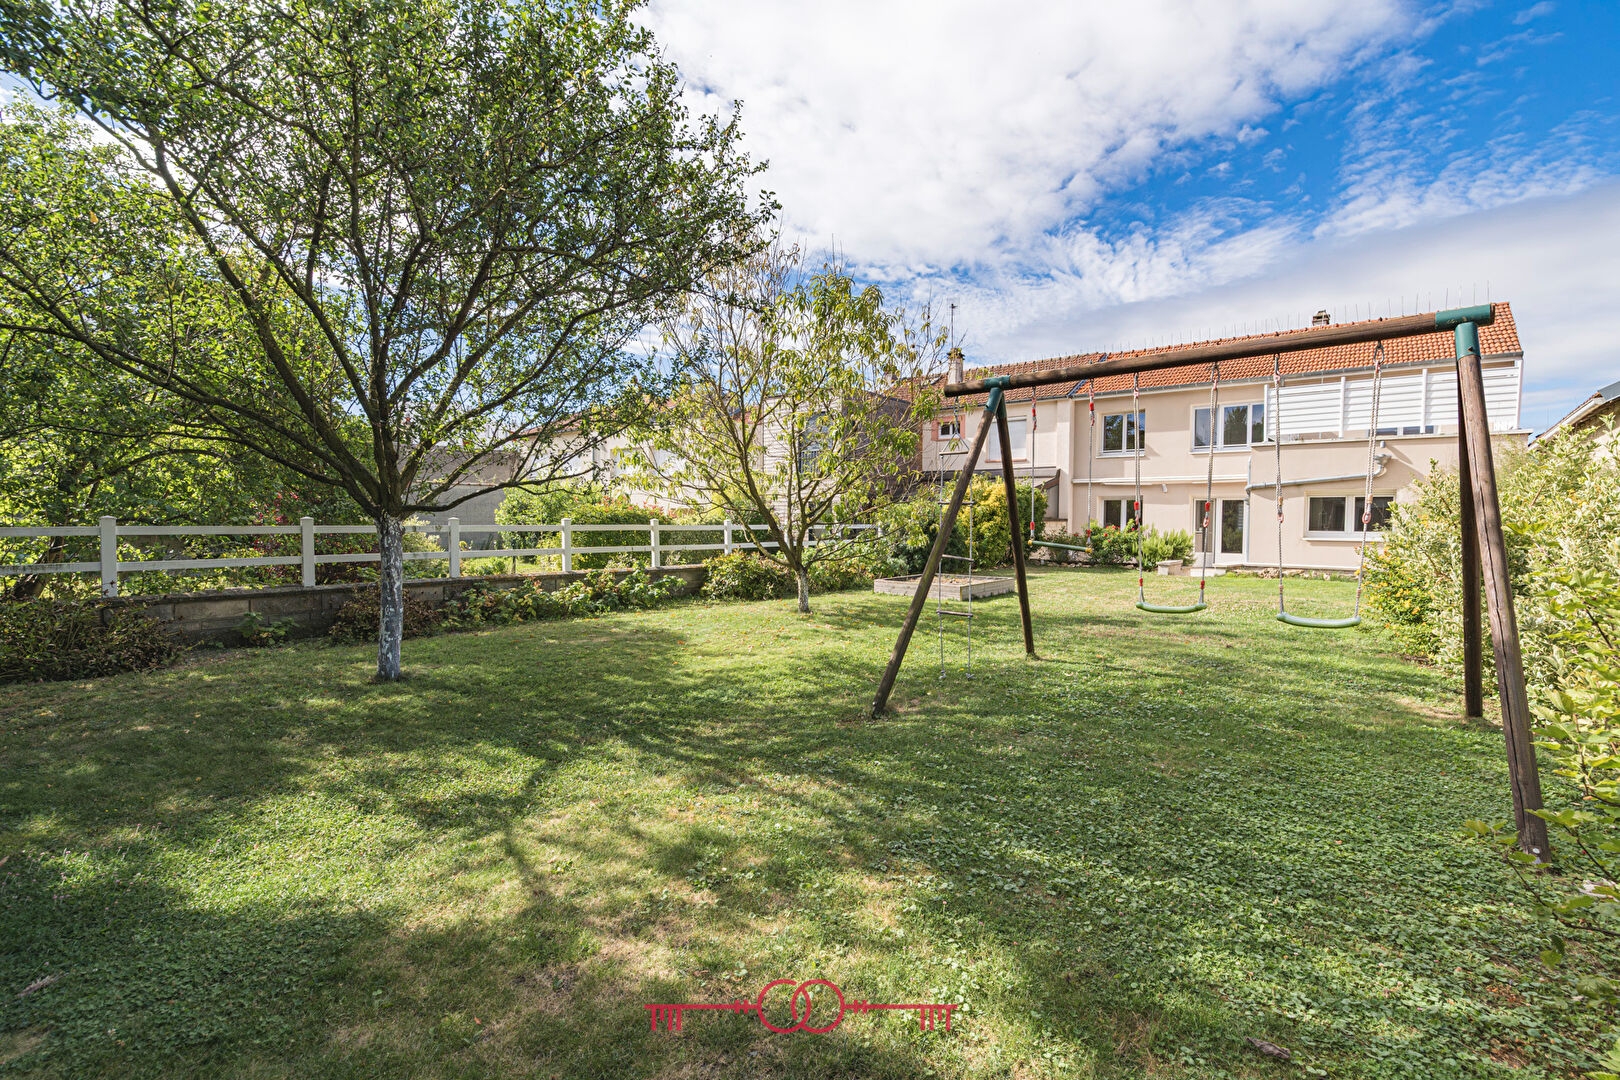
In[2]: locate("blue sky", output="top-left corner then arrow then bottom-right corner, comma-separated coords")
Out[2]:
648,0 -> 1620,430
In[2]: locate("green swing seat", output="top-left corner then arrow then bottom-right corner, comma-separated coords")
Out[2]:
1137,599 -> 1208,614
1275,610 -> 1362,629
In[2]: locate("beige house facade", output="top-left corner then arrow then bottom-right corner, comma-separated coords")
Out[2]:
924,303 -> 1529,572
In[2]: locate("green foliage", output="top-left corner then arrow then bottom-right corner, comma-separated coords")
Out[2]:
701,554 -> 796,601
1084,522 -> 1139,566
441,570 -> 679,628
966,479 -> 1048,569
494,490 -> 663,570
876,479 -> 1047,574
327,589 -> 442,645
1140,528 -> 1195,568
623,238 -> 946,611
0,600 -> 181,683
1471,564 -> 1620,997
0,1 -> 763,675
235,612 -> 294,648
1365,423 -> 1620,673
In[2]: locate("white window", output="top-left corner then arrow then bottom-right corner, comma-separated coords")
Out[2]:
1100,498 -> 1139,529
937,418 -> 961,440
987,417 -> 1028,462
1194,402 -> 1266,448
1306,495 -> 1393,536
1101,411 -> 1145,454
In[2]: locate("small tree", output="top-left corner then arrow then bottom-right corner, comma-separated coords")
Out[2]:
626,240 -> 943,612
0,1 -> 764,677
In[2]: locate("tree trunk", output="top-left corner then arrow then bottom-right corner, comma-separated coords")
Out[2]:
795,566 -> 811,613
375,512 -> 405,681
10,536 -> 66,600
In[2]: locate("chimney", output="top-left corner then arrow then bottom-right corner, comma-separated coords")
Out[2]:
1311,309 -> 1331,327
947,347 -> 964,385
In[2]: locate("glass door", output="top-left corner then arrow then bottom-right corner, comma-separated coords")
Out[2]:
1219,499 -> 1246,558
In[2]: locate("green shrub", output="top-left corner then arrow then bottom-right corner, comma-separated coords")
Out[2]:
1467,560 -> 1620,1019
327,588 -> 442,643
807,545 -> 888,592
0,600 -> 182,683
1140,528 -> 1194,567
442,569 -> 679,627
1084,522 -> 1138,566
701,553 -> 796,601
1364,422 -> 1620,673
236,611 -> 295,646
876,480 -> 1046,572
875,495 -> 967,575
496,494 -> 657,570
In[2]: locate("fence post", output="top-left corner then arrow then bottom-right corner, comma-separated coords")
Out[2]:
447,517 -> 461,579
723,518 -> 733,555
649,517 -> 661,569
99,515 -> 118,597
300,516 -> 316,587
560,517 -> 573,573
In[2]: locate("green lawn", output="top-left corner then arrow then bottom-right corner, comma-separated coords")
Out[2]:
0,568 -> 1601,1078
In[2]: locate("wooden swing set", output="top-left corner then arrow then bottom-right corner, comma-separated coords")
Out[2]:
871,305 -> 1548,858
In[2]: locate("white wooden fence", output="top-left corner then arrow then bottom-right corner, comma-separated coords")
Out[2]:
0,518 -> 877,597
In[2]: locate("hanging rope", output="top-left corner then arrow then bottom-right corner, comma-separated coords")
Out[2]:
1132,373 -> 1145,603
1274,343 -> 1386,628
1351,343 -> 1387,618
1196,363 -> 1220,607
1274,352 -> 1285,613
1086,380 -> 1096,547
1028,395 -> 1039,542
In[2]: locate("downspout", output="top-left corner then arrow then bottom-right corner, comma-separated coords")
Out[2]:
1244,451 -> 1391,492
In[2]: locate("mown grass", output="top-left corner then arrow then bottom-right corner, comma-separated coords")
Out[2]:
0,568 -> 1605,1078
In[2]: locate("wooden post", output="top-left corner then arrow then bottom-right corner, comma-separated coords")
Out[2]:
1456,399 -> 1485,719
1455,322 -> 1548,859
560,517 -> 572,573
447,518 -> 461,579
650,518 -> 661,569
873,387 -> 1003,716
994,398 -> 1035,656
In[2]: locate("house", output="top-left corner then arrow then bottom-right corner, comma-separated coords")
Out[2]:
1537,378 -> 1620,449
923,302 -> 1529,572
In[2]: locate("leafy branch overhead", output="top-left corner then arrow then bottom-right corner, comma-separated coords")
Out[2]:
0,0 -> 768,676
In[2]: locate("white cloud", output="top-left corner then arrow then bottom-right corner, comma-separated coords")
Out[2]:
646,0 -> 1409,268
965,182 -> 1620,432
645,1 -> 1616,432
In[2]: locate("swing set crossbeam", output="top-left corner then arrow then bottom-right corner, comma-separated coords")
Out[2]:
870,302 -> 1548,860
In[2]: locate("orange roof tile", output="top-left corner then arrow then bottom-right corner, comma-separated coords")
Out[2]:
949,302 -> 1521,405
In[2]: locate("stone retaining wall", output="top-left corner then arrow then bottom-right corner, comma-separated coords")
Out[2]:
99,565 -> 709,645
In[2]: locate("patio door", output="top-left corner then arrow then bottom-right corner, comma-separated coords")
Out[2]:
1219,498 -> 1246,560
1191,497 -> 1247,564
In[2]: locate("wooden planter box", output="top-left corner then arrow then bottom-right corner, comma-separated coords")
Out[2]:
873,574 -> 1017,601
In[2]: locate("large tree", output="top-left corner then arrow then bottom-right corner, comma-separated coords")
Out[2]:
0,0 -> 764,677
625,239 -> 943,612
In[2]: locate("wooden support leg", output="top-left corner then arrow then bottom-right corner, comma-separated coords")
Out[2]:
1457,390 -> 1486,720
994,400 -> 1036,656
1455,324 -> 1548,859
872,389 -> 1002,716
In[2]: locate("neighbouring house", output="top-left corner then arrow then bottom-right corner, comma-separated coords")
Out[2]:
1537,378 -> 1620,449
922,302 -> 1529,572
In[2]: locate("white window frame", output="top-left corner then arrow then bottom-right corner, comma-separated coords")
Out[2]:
1099,410 -> 1146,456
1304,493 -> 1395,539
1099,497 -> 1140,529
1193,400 -> 1269,452
937,418 -> 961,440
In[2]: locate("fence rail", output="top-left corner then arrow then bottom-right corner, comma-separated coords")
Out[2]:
0,517 -> 878,597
